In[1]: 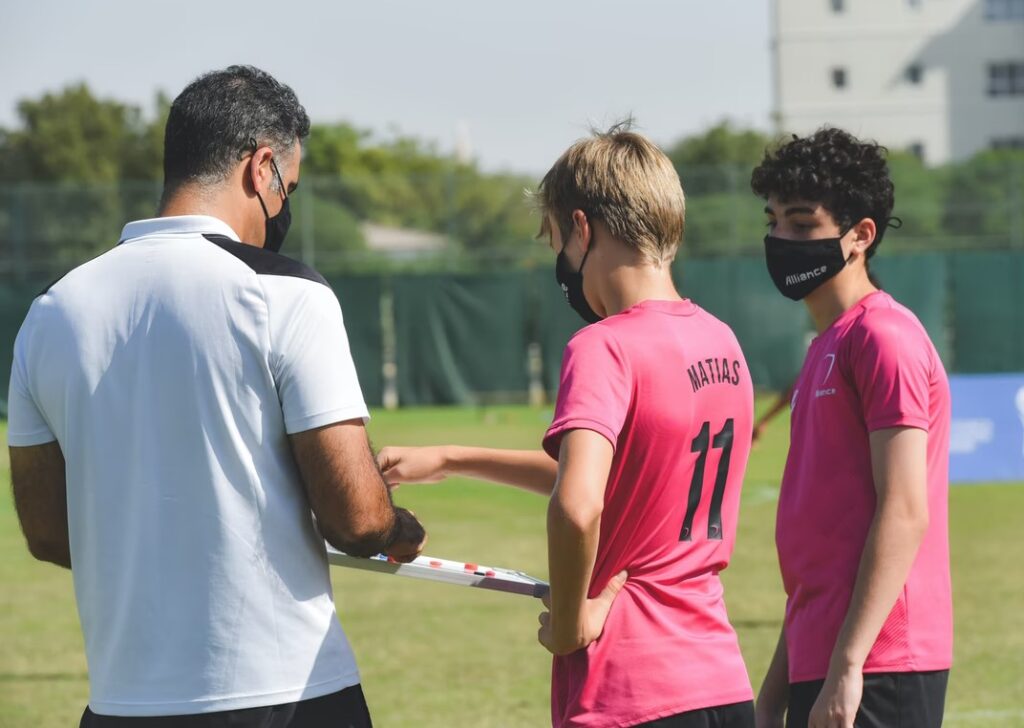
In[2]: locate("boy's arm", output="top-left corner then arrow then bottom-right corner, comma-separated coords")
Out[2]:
539,429 -> 627,656
377,446 -> 558,495
753,383 -> 795,442
808,427 -> 930,728
756,627 -> 789,728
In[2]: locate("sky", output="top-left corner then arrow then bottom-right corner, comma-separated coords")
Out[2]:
0,0 -> 773,175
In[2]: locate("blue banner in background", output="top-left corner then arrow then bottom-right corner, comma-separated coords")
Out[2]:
949,374 -> 1024,483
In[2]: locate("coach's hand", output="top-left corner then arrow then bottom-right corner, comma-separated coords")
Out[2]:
384,508 -> 428,563
537,571 -> 628,656
808,666 -> 862,728
377,446 -> 449,489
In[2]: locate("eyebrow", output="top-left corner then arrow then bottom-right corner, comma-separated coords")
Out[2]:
763,205 -> 817,216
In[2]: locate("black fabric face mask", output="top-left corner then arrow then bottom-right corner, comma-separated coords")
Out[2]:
254,159 -> 291,253
555,244 -> 602,324
764,234 -> 852,301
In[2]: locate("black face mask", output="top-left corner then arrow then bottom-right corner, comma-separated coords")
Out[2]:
254,159 -> 291,253
249,137 -> 292,253
555,243 -> 602,324
764,233 -> 852,301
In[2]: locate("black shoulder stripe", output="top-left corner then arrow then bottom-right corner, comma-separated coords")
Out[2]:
39,271 -> 70,297
202,234 -> 329,288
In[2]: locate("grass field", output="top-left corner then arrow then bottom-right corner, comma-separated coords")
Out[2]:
2,405 -> 1023,727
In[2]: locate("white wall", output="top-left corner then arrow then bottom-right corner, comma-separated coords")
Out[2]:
774,0 -> 1024,164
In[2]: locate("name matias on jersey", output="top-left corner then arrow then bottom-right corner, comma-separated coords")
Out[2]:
688,357 -> 743,393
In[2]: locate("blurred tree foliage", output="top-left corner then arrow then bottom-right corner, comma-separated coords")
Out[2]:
0,86 -> 1021,276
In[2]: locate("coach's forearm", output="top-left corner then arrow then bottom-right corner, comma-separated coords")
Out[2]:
446,446 -> 557,495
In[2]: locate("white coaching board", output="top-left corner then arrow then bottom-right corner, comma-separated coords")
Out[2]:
326,547 -> 549,599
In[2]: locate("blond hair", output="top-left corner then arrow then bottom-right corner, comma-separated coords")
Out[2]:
536,121 -> 685,265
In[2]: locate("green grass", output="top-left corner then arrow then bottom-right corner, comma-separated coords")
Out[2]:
1,406 -> 1023,727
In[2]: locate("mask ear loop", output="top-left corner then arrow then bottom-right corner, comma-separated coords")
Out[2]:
248,137 -> 271,220
838,226 -> 857,265
578,244 -> 594,274
564,212 -> 594,274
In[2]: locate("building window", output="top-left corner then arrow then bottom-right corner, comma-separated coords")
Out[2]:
985,0 -> 1024,20
991,137 -> 1024,150
831,0 -> 844,12
832,67 -> 848,89
988,62 -> 1024,96
908,142 -> 926,160
906,64 -> 924,84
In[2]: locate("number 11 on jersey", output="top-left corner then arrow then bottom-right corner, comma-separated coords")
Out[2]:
680,419 -> 734,542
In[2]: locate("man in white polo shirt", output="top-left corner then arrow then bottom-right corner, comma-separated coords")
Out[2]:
7,65 -> 425,727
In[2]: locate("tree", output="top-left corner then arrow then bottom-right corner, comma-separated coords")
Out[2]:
877,150 -> 946,250
0,83 -> 163,183
0,84 -> 167,271
943,149 -> 1024,247
661,122 -> 774,256
665,121 -> 772,197
303,122 -> 535,260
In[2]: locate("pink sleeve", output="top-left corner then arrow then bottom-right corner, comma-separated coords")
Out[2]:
848,309 -> 932,433
542,325 -> 632,459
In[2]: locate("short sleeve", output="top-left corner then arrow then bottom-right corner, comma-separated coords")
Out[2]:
848,309 -> 932,433
264,278 -> 369,434
543,324 -> 632,459
7,319 -> 57,446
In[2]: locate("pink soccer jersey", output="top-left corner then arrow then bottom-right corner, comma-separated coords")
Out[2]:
776,291 -> 953,683
543,299 -> 755,728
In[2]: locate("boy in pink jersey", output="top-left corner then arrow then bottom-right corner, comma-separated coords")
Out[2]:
379,125 -> 756,727
750,128 -> 952,728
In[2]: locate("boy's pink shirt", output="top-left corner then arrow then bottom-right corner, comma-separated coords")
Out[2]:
777,290 -> 953,683
543,300 -> 754,728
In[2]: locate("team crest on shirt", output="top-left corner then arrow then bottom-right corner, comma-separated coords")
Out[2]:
815,353 -> 837,398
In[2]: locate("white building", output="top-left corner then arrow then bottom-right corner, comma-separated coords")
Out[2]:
772,0 -> 1024,165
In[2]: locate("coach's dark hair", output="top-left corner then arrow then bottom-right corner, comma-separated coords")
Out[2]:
750,127 -> 896,260
161,65 -> 310,201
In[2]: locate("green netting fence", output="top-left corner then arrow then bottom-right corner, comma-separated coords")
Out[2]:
2,251 -> 1019,409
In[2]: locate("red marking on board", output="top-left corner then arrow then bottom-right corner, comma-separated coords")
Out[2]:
485,570 -> 496,577
429,560 -> 442,568
464,563 -> 478,571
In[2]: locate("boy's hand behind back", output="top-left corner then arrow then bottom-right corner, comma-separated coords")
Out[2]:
537,571 -> 628,656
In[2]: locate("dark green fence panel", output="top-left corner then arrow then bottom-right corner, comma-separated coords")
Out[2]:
872,253 -> 950,364
529,269 -> 586,395
4,251 -> 1021,413
0,277 -> 52,415
675,256 -> 810,390
950,252 -> 1024,372
326,275 -> 384,407
392,273 -> 530,405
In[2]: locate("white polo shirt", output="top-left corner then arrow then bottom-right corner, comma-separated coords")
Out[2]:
7,216 -> 369,716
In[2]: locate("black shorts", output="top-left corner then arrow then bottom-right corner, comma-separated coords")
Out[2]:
80,684 -> 372,728
637,700 -> 755,727
786,670 -> 948,728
